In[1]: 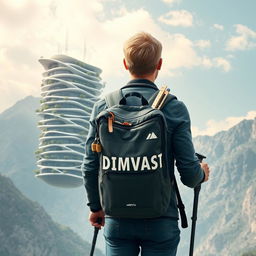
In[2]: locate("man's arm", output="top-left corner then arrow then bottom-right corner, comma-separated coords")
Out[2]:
170,101 -> 205,188
82,102 -> 102,212
82,99 -> 107,228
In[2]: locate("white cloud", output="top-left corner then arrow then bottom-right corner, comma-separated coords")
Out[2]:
162,34 -> 200,70
213,24 -> 224,31
195,40 -> 211,49
213,57 -> 231,72
192,111 -> 256,137
0,0 -> 107,112
201,56 -> 231,72
226,54 -> 235,59
158,10 -> 193,27
226,24 -> 256,51
201,56 -> 213,68
0,0 -> 232,113
162,0 -> 181,5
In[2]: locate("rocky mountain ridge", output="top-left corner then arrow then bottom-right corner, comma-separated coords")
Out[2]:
187,118 -> 256,256
0,174 -> 103,256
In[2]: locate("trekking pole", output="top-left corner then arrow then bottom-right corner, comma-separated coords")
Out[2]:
89,218 -> 102,256
189,153 -> 206,256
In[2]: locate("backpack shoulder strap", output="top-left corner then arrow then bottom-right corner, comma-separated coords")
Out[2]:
104,90 -> 123,108
148,89 -> 187,228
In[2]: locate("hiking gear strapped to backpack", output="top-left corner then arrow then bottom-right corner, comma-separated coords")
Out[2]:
91,86 -> 177,219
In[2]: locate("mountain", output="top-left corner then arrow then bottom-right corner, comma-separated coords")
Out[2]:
177,118 -> 256,256
0,95 -> 255,255
0,174 -> 104,256
0,95 -> 40,180
0,95 -> 105,249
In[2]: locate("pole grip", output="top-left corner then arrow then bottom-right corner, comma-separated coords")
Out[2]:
195,153 -> 206,163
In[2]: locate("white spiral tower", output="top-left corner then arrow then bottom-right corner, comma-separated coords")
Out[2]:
36,55 -> 104,188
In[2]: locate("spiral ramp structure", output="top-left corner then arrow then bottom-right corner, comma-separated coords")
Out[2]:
36,55 -> 104,188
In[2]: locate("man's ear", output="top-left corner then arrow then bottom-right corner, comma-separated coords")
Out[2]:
123,59 -> 129,70
156,58 -> 162,70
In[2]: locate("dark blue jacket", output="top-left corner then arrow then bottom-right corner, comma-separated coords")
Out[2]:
82,79 -> 204,218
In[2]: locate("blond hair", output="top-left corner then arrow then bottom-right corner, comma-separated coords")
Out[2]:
123,32 -> 162,76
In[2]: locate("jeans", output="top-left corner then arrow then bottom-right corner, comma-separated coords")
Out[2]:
104,217 -> 180,256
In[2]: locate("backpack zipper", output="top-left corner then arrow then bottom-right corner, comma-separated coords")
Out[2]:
108,112 -> 132,132
114,120 -> 132,126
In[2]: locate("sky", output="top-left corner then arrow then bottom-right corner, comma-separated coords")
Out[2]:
0,0 -> 255,136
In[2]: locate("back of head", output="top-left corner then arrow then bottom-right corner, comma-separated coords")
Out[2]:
123,32 -> 162,76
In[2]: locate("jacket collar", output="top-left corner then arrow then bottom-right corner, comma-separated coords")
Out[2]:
123,79 -> 158,90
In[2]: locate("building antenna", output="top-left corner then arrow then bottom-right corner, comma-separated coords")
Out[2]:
83,38 -> 86,61
65,28 -> 69,54
57,43 -> 61,54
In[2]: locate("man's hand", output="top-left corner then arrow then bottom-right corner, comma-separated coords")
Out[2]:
89,210 -> 105,229
200,162 -> 210,182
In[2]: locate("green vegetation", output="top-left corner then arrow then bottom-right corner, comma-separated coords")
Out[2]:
242,249 -> 256,256
44,140 -> 59,145
32,169 -> 40,175
79,94 -> 86,98
34,149 -> 43,156
36,104 -> 50,113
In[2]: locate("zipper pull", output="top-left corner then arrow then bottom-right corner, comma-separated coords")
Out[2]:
108,112 -> 114,133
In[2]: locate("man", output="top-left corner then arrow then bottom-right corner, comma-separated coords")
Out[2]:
83,32 -> 210,256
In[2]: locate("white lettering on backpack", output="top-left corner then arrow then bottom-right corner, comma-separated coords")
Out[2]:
126,203 -> 137,207
118,157 -> 130,171
158,153 -> 163,168
151,155 -> 158,170
141,156 -> 151,170
103,155 -> 110,169
102,153 -> 163,171
111,157 -> 117,171
131,157 -> 141,171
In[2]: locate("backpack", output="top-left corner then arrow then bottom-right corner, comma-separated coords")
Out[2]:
91,86 -> 186,220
